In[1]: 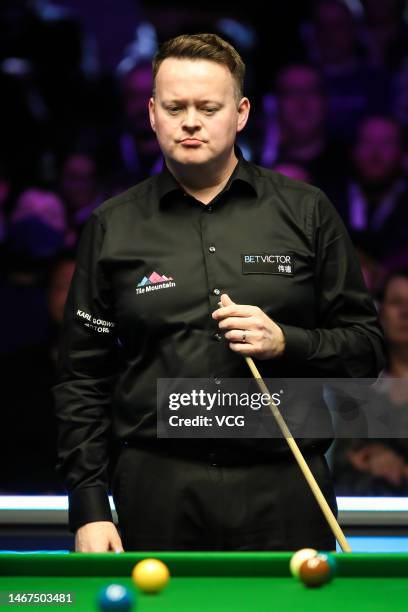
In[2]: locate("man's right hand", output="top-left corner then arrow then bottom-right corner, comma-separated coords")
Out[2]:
75,521 -> 124,552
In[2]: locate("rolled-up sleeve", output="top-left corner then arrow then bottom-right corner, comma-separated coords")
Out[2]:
278,189 -> 386,377
52,213 -> 121,533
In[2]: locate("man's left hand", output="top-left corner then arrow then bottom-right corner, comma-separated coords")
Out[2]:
212,293 -> 286,360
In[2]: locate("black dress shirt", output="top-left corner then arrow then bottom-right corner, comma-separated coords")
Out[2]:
53,149 -> 385,532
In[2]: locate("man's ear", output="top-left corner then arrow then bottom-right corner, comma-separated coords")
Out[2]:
148,97 -> 156,132
237,97 -> 250,133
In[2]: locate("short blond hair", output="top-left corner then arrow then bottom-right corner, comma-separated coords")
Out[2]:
152,33 -> 245,103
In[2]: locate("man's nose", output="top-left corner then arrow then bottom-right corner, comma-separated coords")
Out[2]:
182,108 -> 201,129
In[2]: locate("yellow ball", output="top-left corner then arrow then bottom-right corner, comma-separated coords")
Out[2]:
131,558 -> 170,594
289,548 -> 318,578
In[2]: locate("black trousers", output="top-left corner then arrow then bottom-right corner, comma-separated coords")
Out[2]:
111,441 -> 338,551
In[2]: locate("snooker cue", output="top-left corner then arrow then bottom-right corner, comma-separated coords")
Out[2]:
244,355 -> 352,553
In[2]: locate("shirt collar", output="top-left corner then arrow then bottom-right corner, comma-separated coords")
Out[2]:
157,145 -> 258,202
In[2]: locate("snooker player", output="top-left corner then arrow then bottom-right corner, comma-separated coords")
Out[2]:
53,33 -> 385,552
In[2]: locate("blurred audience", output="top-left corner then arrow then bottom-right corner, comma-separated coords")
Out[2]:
91,61 -> 163,194
333,268 -> 408,495
265,63 -> 349,199
58,152 -> 102,247
335,116 -> 408,261
304,0 -> 391,141
0,253 -> 76,492
0,189 -> 68,356
360,0 -> 408,71
0,1 -> 407,495
355,246 -> 385,296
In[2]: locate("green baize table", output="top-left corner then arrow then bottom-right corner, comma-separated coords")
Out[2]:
1,552 -> 408,611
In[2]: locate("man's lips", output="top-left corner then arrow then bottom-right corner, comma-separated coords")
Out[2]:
179,138 -> 204,145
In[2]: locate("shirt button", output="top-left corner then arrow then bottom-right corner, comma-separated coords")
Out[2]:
213,288 -> 221,296
206,205 -> 213,213
214,377 -> 222,385
209,246 -> 216,253
213,332 -> 223,341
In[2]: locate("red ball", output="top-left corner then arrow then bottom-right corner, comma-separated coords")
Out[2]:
298,556 -> 331,587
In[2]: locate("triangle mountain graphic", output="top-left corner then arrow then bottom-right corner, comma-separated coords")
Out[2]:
137,271 -> 174,287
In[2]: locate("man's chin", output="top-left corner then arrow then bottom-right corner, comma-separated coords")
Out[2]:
171,151 -> 211,166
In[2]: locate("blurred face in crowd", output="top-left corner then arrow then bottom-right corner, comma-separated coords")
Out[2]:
60,154 -> 98,212
48,259 -> 76,324
149,58 -> 249,173
352,118 -> 403,186
380,276 -> 408,347
11,189 -> 66,233
8,189 -> 67,260
314,1 -> 356,64
277,66 -> 327,144
123,65 -> 160,156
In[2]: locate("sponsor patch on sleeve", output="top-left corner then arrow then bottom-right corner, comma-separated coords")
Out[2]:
76,309 -> 116,334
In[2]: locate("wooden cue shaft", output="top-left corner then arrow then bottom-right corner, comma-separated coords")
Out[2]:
244,355 -> 352,553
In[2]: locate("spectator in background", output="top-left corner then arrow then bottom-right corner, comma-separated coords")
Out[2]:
0,253 -> 76,493
0,188 -> 68,356
355,246 -> 385,296
332,268 -> 408,496
380,268 -> 408,381
96,61 -> 163,193
119,61 -> 163,176
360,0 -> 408,71
58,152 -> 102,248
304,0 -> 391,141
335,116 -> 408,261
269,63 -> 349,199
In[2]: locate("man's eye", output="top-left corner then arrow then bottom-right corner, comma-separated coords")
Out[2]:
167,107 -> 181,113
202,108 -> 217,114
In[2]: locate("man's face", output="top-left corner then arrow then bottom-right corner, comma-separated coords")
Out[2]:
353,118 -> 402,184
60,154 -> 97,211
277,67 -> 326,142
315,2 -> 355,63
149,58 -> 249,168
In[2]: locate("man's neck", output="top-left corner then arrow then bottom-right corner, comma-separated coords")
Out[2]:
166,149 -> 239,204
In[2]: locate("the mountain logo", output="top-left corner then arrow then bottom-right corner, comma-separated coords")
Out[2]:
136,271 -> 176,294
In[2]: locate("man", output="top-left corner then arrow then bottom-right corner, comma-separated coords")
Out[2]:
332,268 -> 408,496
53,33 -> 385,553
269,63 -> 349,200
306,0 -> 391,141
336,116 -> 408,261
99,62 -> 163,192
